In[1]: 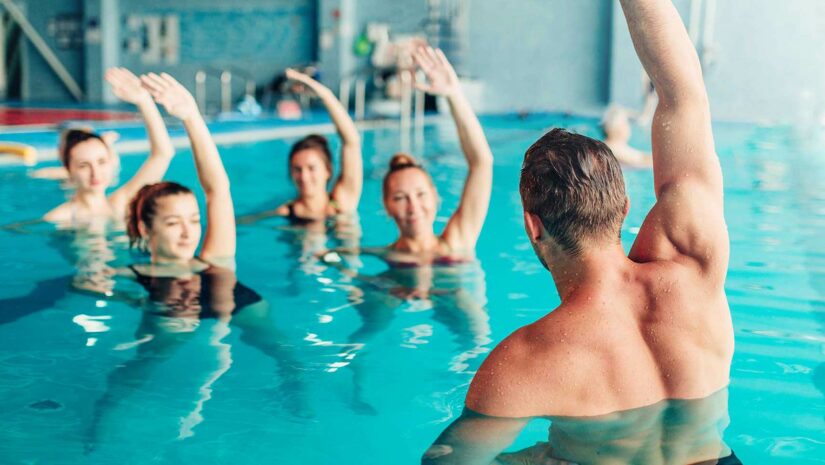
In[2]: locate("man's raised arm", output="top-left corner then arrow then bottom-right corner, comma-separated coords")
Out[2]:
622,0 -> 727,270
621,0 -> 720,195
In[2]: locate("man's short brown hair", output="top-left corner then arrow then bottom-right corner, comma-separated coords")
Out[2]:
519,128 -> 627,255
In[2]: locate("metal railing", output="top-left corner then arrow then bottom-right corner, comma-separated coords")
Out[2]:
339,68 -> 425,152
195,67 -> 256,114
339,74 -> 368,121
688,0 -> 717,69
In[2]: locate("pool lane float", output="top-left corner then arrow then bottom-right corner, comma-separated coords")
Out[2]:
0,142 -> 37,165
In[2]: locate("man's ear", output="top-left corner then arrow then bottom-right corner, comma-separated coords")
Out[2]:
523,211 -> 544,242
623,196 -> 630,217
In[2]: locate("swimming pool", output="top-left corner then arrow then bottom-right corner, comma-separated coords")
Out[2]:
0,113 -> 823,464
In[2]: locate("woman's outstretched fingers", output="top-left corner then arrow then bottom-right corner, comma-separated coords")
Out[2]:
106,67 -> 151,104
143,72 -> 169,91
141,73 -> 199,121
424,46 -> 440,67
413,47 -> 436,72
159,72 -> 179,86
435,48 -> 451,67
139,75 -> 161,94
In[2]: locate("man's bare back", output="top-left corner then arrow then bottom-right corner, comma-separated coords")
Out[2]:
423,0 -> 735,463
466,258 -> 733,418
467,0 -> 732,420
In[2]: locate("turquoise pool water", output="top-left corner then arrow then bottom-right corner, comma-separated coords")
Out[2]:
0,114 -> 823,464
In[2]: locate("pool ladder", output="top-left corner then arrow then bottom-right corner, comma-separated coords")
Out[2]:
195,68 -> 256,115
339,69 -> 425,152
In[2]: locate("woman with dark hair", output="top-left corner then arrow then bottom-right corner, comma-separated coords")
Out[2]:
43,68 -> 175,227
124,71 -> 240,280
84,73 -> 309,449
239,68 -> 362,224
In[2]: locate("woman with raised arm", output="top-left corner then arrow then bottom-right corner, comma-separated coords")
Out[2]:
378,46 -> 493,265
240,68 -> 363,224
311,48 -> 494,414
84,74 -> 309,450
129,72 -> 237,276
43,68 -> 175,227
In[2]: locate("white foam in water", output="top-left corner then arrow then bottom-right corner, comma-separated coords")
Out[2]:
322,252 -> 341,263
402,324 -> 433,347
72,314 -> 111,333
114,334 -> 154,351
178,322 -> 233,440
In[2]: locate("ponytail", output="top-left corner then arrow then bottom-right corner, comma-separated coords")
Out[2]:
127,182 -> 193,251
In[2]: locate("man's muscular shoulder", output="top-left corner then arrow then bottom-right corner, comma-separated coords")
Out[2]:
465,317 -> 587,418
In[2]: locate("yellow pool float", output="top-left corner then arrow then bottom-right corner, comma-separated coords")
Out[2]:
0,143 -> 37,165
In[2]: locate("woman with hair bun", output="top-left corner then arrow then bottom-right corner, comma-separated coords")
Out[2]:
43,68 -> 175,227
240,68 -> 363,225
315,49 -> 495,392
378,47 -> 493,265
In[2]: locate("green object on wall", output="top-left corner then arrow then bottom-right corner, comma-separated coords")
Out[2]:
353,33 -> 372,57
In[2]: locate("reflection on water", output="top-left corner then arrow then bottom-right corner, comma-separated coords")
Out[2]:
322,254 -> 492,414
6,119 -> 825,462
0,221 -> 124,328
342,260 -> 491,371
86,264 -> 311,453
424,388 -> 739,465
269,214 -> 362,296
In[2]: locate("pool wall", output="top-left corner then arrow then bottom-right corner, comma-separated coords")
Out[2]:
8,0 -> 825,123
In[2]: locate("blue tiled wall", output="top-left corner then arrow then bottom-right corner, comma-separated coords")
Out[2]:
8,0 -> 825,123
113,0 -> 316,109
16,0 -> 85,102
468,0 -> 612,114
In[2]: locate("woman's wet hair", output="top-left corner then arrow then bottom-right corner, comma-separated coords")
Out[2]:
60,129 -> 106,168
520,128 -> 626,255
382,153 -> 435,198
288,134 -> 333,176
127,182 -> 194,251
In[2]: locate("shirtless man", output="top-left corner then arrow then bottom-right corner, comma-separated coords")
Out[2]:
423,0 -> 735,463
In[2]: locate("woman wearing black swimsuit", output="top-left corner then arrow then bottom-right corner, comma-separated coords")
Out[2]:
238,68 -> 363,225
84,74 -> 308,451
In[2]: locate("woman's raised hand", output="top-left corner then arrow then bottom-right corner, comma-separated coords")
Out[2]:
105,67 -> 151,105
285,67 -> 314,85
285,67 -> 325,95
413,46 -> 460,98
140,72 -> 199,121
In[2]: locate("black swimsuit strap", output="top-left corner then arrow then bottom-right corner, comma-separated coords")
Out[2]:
127,264 -> 153,288
285,201 -> 317,225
